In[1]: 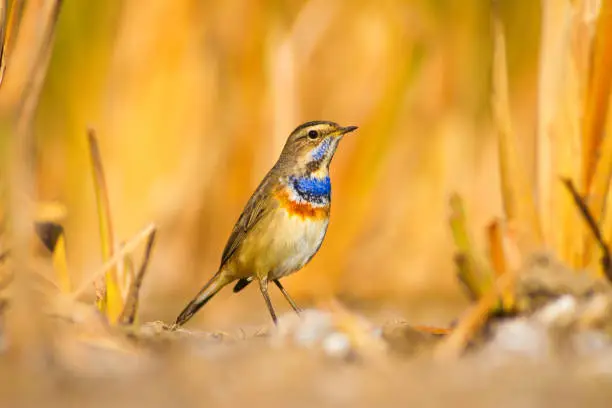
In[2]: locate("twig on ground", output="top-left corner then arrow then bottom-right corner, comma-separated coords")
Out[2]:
71,223 -> 156,301
561,177 -> 612,281
119,228 -> 157,325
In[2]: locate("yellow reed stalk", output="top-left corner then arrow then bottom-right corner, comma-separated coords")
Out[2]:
536,0 -> 585,268
0,0 -> 6,84
585,124 -> 612,268
582,0 -> 612,190
548,24 -> 584,268
598,106 -> 612,260
0,0 -> 63,362
449,194 -> 495,300
537,0 -> 573,247
87,128 -> 123,323
582,0 -> 612,266
492,15 -> 543,253
121,246 -> 135,300
0,0 -> 22,85
487,220 -> 514,310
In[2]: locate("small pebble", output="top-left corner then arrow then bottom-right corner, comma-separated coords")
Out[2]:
322,332 -> 351,359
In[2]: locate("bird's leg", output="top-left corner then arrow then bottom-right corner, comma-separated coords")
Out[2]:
258,277 -> 277,325
273,279 -> 301,314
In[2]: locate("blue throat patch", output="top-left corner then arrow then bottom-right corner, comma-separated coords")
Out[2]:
311,138 -> 332,161
291,176 -> 331,203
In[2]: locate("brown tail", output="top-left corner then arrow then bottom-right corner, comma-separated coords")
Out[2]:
175,271 -> 231,326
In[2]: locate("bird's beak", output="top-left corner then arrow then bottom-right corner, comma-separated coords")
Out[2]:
337,125 -> 358,136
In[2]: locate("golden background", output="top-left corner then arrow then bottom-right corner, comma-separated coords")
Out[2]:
33,0 -> 540,329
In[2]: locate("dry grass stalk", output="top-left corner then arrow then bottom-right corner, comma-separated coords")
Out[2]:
0,0 -> 24,87
599,106 -> 612,245
562,178 -> 612,281
0,0 -> 6,84
119,246 -> 135,300
119,228 -> 156,325
487,220 -> 514,310
492,14 -> 542,254
412,325 -> 451,336
433,269 -> 516,360
434,11 -> 546,359
87,128 -> 123,323
550,17 -> 584,268
537,0 -> 574,247
449,193 -> 495,300
585,118 -> 612,266
582,0 -> 612,265
582,0 -> 612,189
70,222 -> 156,301
0,0 -> 63,361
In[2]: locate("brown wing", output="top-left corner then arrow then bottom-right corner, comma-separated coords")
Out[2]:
220,171 -> 278,267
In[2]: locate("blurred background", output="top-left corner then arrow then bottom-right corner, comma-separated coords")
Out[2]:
33,0 -> 541,329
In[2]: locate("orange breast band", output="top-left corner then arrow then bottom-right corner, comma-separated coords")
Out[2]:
275,189 -> 330,220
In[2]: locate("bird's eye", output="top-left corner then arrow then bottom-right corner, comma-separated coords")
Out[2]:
308,129 -> 318,139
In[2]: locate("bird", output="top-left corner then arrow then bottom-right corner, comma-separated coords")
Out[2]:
174,121 -> 357,326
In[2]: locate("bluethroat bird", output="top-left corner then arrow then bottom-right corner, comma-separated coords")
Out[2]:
175,121 -> 357,326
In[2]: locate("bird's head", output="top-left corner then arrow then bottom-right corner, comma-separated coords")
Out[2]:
277,121 -> 358,175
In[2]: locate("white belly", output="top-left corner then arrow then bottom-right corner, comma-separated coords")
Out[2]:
270,210 -> 329,279
234,207 -> 329,280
